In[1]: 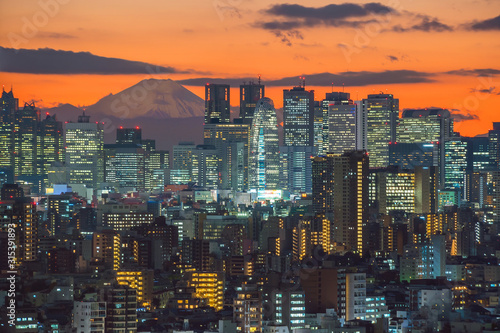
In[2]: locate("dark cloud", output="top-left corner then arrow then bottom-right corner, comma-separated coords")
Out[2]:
387,55 -> 399,62
446,68 -> 500,76
0,47 -> 184,75
256,2 -> 395,30
177,70 -> 434,87
391,16 -> 452,32
266,3 -> 394,21
469,14 -> 500,30
469,87 -> 497,94
450,109 -> 479,122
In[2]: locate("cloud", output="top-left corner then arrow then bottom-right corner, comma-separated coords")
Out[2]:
445,68 -> 500,76
450,109 -> 480,122
387,55 -> 399,62
177,70 -> 434,87
469,87 -> 498,94
256,2 -> 395,30
37,32 -> 77,39
469,14 -> 500,31
270,29 -> 304,46
391,16 -> 452,32
0,47 -> 185,75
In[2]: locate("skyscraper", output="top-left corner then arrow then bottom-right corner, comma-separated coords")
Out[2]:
312,151 -> 369,255
249,97 -> 280,190
283,86 -> 315,147
279,146 -> 314,194
489,122 -> 500,169
240,81 -> 264,124
170,142 -> 196,184
444,137 -> 472,194
14,102 -> 40,177
328,96 -> 358,154
203,122 -> 250,191
38,114 -> 64,182
191,145 -> 219,189
363,94 -> 399,168
116,126 -> 142,144
65,112 -> 104,189
205,83 -> 230,124
104,143 -> 146,190
322,92 -> 352,153
0,88 -> 18,171
397,108 -> 452,185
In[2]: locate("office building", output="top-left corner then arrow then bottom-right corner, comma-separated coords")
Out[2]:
104,143 -> 146,190
205,83 -> 230,124
322,92 -> 352,154
116,126 -> 142,144
191,145 -> 219,189
363,94 -> 399,167
249,98 -> 280,190
279,146 -> 314,194
240,80 -> 265,124
0,88 -> 18,171
65,112 -> 104,189
444,137 -> 472,193
171,142 -> 196,184
327,94 -> 359,154
283,85 -> 314,147
203,122 -> 250,190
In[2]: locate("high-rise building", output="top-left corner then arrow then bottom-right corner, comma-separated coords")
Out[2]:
38,114 -> 64,182
444,137 -> 472,193
397,108 -> 452,186
203,122 -> 250,190
389,142 -> 439,170
191,145 -> 219,189
249,98 -> 280,190
104,143 -> 146,190
14,102 -> 40,177
65,112 -> 104,189
0,197 -> 37,266
240,81 -> 265,124
397,108 -> 453,143
470,136 -> 494,171
205,83 -> 230,124
489,122 -> 500,169
328,97 -> 358,154
363,94 -> 399,168
0,88 -> 18,171
279,146 -> 315,194
322,92 -> 352,154
171,142 -> 196,184
283,86 -> 314,147
116,126 -> 142,144
311,151 -> 369,255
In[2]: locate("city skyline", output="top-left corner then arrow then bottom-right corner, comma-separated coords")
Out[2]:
1,0 -> 499,137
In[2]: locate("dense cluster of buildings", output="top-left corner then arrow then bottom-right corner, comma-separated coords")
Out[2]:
1,80 -> 500,333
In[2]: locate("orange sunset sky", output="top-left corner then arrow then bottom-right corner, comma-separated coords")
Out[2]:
1,0 -> 499,136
